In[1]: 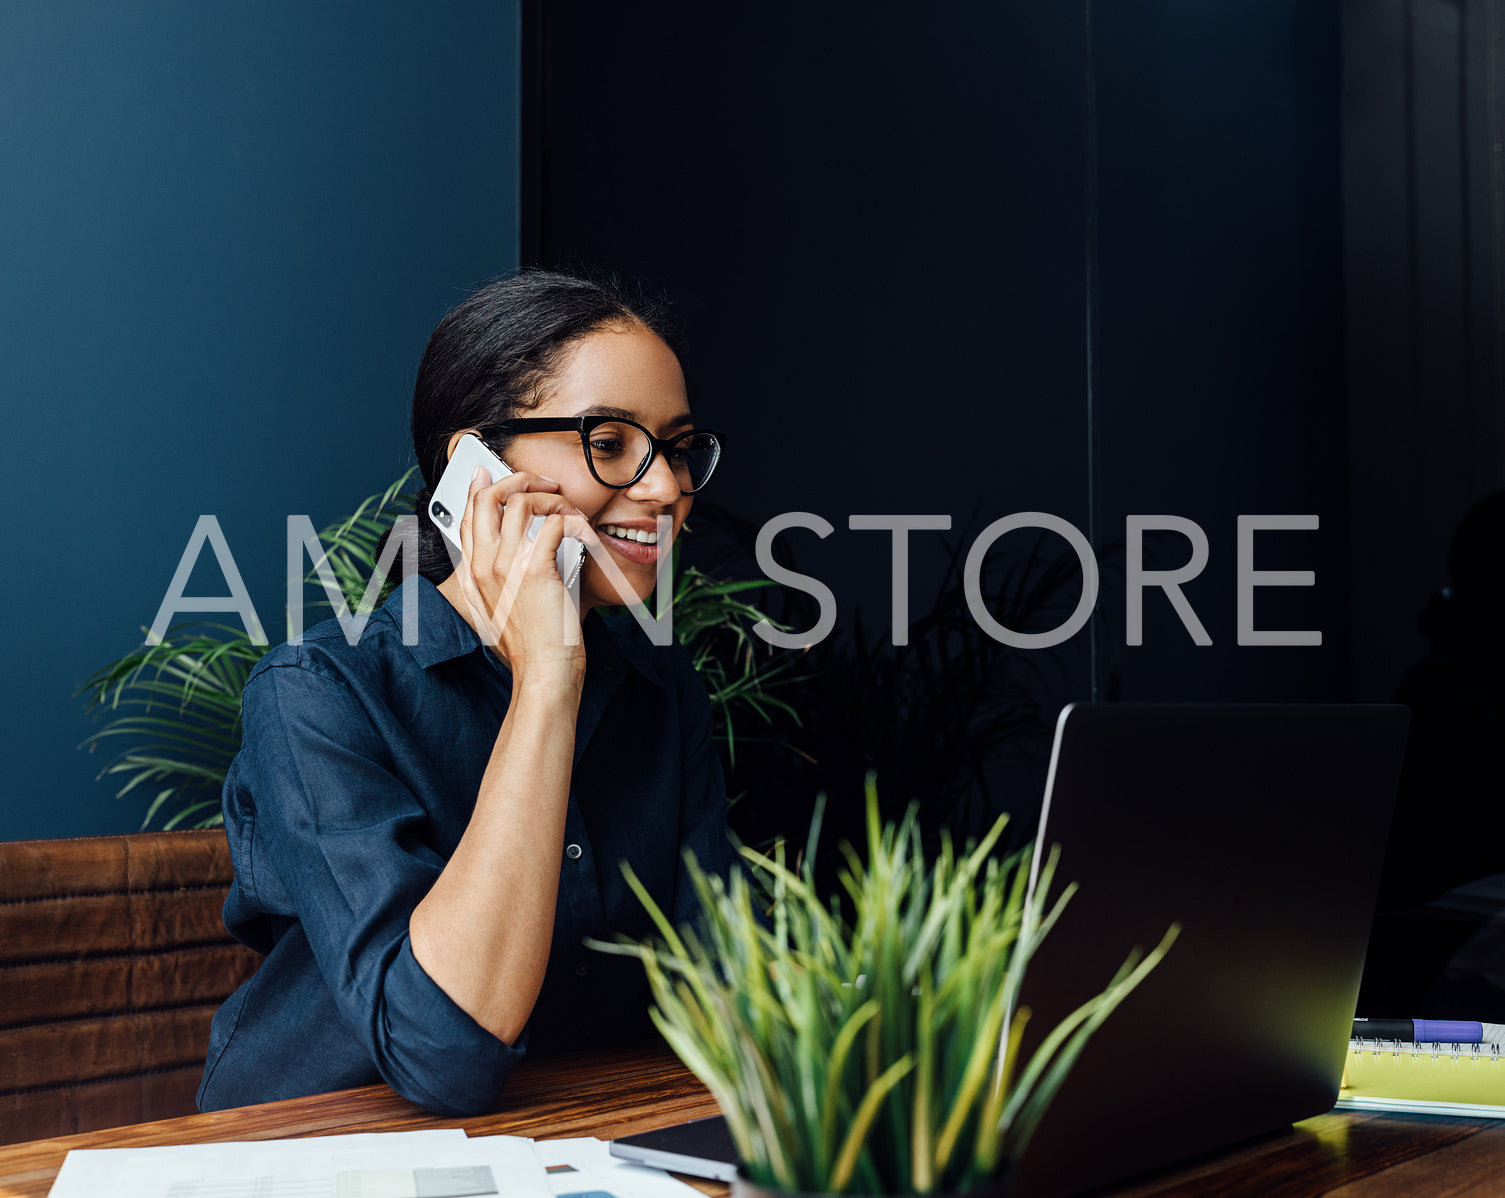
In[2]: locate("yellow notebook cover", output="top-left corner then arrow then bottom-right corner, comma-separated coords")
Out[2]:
1337,1039 -> 1505,1116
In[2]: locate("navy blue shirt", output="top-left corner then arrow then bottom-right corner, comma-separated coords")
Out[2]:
197,573 -> 735,1116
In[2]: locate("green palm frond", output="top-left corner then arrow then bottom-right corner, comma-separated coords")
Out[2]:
79,468 -> 798,829
77,626 -> 269,829
77,469 -> 421,829
298,468 -> 422,622
613,538 -> 809,778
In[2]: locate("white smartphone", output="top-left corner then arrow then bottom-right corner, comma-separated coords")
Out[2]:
427,433 -> 587,589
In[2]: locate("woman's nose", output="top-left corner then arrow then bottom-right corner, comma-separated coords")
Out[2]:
629,449 -> 681,502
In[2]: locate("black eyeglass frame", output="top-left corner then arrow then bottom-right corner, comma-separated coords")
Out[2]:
489,416 -> 725,494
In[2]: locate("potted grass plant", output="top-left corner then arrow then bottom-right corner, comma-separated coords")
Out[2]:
593,777 -> 1178,1196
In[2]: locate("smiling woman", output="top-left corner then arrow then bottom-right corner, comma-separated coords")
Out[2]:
196,270 -> 738,1116
435,324 -> 719,615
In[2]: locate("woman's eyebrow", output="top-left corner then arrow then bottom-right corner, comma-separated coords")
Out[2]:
577,404 -> 637,420
578,404 -> 696,431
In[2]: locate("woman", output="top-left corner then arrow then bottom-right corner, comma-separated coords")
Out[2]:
198,270 -> 734,1115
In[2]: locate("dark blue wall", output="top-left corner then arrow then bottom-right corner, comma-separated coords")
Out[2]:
1093,1 -> 1348,702
532,2 -> 1097,842
0,2 -> 519,840
530,2 -> 1348,843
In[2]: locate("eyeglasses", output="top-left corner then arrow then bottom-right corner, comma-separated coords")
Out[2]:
490,416 -> 724,493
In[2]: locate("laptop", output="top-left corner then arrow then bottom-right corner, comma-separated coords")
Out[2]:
613,703 -> 1408,1196
1010,702 -> 1408,1196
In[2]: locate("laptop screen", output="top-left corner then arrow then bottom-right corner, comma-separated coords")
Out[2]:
1010,703 -> 1407,1198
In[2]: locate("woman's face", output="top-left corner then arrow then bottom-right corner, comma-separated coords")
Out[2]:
454,323 -> 694,611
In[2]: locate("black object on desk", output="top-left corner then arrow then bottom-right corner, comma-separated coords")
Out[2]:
611,1114 -> 739,1182
1011,702 -> 1408,1198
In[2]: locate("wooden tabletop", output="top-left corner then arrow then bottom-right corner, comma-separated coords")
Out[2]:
0,1043 -> 723,1198
3,1044 -> 1505,1197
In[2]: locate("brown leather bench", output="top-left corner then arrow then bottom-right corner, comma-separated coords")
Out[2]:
0,829 -> 261,1144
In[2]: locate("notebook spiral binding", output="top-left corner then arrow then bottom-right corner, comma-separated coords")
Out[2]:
1350,1037 -> 1505,1061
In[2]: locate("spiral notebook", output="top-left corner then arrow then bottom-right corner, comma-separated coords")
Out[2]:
1337,1036 -> 1505,1117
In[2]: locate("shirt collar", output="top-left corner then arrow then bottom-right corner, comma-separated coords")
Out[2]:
386,574 -> 663,686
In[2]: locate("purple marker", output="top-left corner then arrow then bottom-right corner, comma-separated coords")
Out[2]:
1352,1018 -> 1485,1042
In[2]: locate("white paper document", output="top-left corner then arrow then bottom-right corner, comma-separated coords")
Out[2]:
48,1130 -> 551,1198
533,1137 -> 706,1198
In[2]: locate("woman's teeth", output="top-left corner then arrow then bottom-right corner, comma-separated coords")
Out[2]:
599,523 -> 659,545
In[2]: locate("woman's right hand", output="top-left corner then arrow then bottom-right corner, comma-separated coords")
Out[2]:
452,465 -> 599,687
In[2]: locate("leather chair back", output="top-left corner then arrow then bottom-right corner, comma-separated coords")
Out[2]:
0,829 -> 261,1144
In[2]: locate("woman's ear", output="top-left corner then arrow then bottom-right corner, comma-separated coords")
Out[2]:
446,428 -> 482,462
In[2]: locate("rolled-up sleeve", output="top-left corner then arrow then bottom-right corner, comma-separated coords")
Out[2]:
228,660 -> 525,1115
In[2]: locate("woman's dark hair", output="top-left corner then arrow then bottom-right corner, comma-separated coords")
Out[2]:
404,268 -> 683,585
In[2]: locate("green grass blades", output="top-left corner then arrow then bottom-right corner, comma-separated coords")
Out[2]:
597,773 -> 1176,1195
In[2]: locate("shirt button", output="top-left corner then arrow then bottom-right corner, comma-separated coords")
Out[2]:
576,962 -> 590,977
565,843 -> 583,861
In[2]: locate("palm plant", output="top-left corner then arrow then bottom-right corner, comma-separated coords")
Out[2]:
645,561 -> 806,774
78,470 -> 797,829
594,776 -> 1178,1196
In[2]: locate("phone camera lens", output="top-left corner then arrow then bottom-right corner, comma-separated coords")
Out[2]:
430,501 -> 453,528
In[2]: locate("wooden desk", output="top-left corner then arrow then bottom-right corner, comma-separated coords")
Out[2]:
3,1044 -> 1505,1197
0,1044 -> 721,1198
